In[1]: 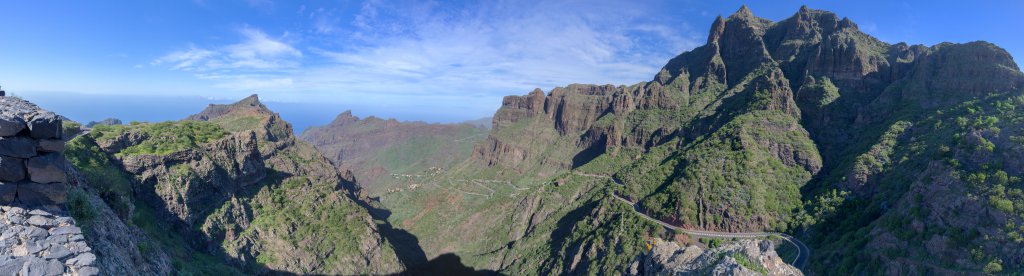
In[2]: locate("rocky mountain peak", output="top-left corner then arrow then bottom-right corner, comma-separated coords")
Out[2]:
330,110 -> 359,125
707,15 -> 726,44
186,94 -> 273,121
731,4 -> 754,19
237,94 -> 261,106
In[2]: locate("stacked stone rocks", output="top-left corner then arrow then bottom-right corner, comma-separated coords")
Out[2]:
0,96 -> 67,207
0,95 -> 97,275
0,206 -> 96,275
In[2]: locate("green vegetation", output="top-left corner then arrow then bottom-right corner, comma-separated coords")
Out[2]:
65,136 -> 134,219
616,108 -> 814,232
132,200 -> 243,275
731,252 -> 768,274
62,120 -> 82,137
67,188 -> 96,223
984,260 -> 1003,274
91,120 -> 227,156
66,132 -> 243,275
702,238 -> 724,248
210,115 -> 263,133
804,94 -> 1024,273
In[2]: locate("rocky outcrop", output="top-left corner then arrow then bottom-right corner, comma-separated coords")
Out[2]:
466,5 -> 1024,274
185,94 -> 270,122
634,239 -> 801,276
0,97 -> 68,207
76,95 -> 405,275
474,84 -> 631,172
67,166 -> 174,275
113,131 -> 266,226
475,4 -> 1023,231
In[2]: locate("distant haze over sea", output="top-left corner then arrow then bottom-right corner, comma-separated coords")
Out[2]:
17,91 -> 491,133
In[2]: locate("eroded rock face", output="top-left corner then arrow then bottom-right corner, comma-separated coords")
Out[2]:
474,4 -> 1022,233
474,84 -> 628,172
634,239 -> 801,276
111,131 -> 267,227
80,95 -> 405,275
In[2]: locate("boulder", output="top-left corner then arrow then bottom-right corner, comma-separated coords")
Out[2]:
65,252 -> 94,267
0,113 -> 26,137
21,256 -> 65,276
0,182 -> 16,204
49,226 -> 81,236
0,257 -> 26,275
0,156 -> 26,182
26,216 -> 56,227
35,140 -> 63,153
27,112 -> 61,139
76,266 -> 99,276
16,183 -> 67,205
26,153 -> 65,184
0,137 -> 37,158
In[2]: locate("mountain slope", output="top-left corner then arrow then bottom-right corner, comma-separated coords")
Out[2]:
376,5 -> 1024,275
65,95 -> 404,274
300,111 -> 489,195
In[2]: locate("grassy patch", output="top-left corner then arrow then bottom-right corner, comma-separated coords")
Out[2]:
90,121 -> 227,156
65,136 -> 134,218
66,188 -> 96,223
731,252 -> 768,274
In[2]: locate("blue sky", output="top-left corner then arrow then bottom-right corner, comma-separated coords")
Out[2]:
2,1 -> 1023,129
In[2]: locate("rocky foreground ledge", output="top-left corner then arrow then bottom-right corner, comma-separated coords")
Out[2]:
1,94 -> 96,275
0,205 -> 95,275
633,239 -> 802,276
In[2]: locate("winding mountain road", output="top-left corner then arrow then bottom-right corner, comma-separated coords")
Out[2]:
611,194 -> 808,270
573,172 -> 809,270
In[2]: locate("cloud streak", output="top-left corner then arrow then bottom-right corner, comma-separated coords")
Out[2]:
154,0 -> 702,118
154,27 -> 301,72
306,0 -> 700,95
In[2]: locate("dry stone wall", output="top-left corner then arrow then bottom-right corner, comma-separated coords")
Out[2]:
0,94 -> 97,275
0,96 -> 67,207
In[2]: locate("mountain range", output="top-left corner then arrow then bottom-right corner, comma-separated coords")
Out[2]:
12,5 -> 1024,275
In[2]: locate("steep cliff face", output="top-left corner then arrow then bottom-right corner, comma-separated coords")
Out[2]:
301,111 -> 489,195
636,239 -> 801,276
66,95 -> 404,274
469,5 -> 1024,274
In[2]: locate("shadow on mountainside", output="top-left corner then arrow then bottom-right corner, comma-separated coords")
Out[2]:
358,196 -> 429,268
393,253 -> 503,276
359,196 -> 503,275
544,200 -> 600,274
147,171 -> 295,275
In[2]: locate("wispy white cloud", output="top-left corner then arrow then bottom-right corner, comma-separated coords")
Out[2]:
152,27 -> 302,90
153,27 -> 301,72
155,0 -> 702,118
304,0 -> 701,97
153,46 -> 216,70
